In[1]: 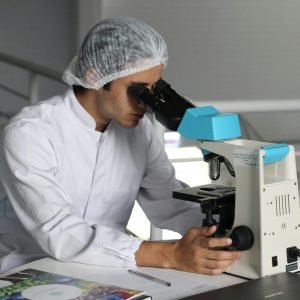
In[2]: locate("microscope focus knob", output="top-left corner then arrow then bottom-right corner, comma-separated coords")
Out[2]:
229,225 -> 254,251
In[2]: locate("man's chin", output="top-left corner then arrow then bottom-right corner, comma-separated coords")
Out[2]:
117,119 -> 140,128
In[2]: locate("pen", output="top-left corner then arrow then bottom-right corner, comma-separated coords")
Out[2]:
128,269 -> 171,287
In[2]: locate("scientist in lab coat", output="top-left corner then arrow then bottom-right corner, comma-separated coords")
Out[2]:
0,16 -> 240,274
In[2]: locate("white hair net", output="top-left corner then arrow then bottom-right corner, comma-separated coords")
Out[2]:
62,16 -> 168,90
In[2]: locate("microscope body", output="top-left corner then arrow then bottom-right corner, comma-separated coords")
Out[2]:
128,79 -> 300,279
200,139 -> 300,278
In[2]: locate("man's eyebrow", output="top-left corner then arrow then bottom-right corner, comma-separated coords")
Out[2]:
129,81 -> 148,86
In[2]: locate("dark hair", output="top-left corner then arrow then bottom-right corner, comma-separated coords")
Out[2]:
73,82 -> 111,94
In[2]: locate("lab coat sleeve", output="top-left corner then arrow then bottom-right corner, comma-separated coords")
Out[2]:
137,123 -> 204,235
0,123 -> 142,267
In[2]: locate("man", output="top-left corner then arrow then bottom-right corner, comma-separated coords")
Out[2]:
0,16 -> 240,274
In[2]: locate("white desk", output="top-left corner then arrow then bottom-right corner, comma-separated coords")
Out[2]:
0,258 -> 245,299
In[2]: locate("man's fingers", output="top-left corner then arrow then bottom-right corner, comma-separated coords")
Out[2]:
198,236 -> 232,248
208,268 -> 227,275
200,225 -> 217,237
184,226 -> 216,244
185,226 -> 217,243
205,249 -> 241,261
203,257 -> 236,270
188,226 -> 217,237
197,267 -> 228,276
175,227 -> 242,275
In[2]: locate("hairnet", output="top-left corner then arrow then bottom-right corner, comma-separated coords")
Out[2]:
62,16 -> 168,90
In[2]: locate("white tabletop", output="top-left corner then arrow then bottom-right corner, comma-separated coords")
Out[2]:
0,258 -> 245,300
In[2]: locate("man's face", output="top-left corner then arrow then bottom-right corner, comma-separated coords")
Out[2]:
96,64 -> 163,128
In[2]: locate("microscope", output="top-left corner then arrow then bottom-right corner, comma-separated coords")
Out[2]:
129,80 -> 300,279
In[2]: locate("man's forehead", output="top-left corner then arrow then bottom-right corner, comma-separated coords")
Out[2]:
126,65 -> 163,79
111,64 -> 163,88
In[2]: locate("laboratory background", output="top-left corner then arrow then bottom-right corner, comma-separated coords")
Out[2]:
0,0 -> 300,240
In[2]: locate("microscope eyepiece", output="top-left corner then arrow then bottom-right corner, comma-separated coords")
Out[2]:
127,83 -> 159,107
128,79 -> 195,131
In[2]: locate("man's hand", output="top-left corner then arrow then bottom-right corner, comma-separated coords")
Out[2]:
169,226 -> 241,274
135,226 -> 241,275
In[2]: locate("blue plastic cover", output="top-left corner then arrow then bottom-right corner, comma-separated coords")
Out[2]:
177,106 -> 241,140
261,144 -> 290,164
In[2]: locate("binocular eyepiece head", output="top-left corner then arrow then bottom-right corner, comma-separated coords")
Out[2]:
128,79 -> 194,131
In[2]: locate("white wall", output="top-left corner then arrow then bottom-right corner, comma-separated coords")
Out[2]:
77,0 -> 102,48
0,0 -> 77,114
100,0 -> 300,101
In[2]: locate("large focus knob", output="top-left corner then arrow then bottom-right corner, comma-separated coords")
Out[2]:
229,225 -> 254,251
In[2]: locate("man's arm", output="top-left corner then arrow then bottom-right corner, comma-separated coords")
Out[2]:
137,118 -> 206,234
135,226 -> 240,275
0,123 -> 142,267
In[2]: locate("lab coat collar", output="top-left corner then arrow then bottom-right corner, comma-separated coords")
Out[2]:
66,88 -> 97,130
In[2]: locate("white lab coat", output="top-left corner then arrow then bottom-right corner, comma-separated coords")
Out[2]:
0,88 -> 203,273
